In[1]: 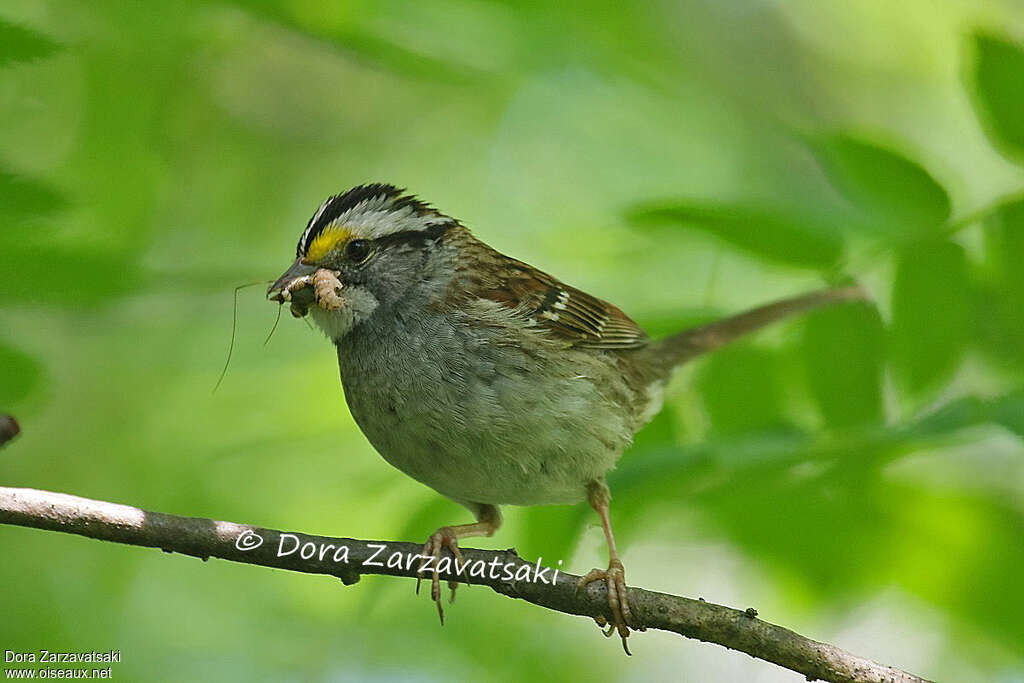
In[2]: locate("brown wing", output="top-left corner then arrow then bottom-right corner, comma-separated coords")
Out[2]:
472,251 -> 648,350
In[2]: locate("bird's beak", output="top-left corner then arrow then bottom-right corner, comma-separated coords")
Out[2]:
267,258 -> 317,303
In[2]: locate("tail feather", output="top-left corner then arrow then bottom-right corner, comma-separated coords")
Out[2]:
652,285 -> 868,371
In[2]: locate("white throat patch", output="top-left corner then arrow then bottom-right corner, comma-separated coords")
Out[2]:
308,286 -> 380,341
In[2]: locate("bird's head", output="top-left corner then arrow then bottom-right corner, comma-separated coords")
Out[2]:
268,184 -> 458,341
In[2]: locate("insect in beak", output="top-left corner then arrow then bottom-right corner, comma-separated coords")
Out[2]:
267,258 -> 318,304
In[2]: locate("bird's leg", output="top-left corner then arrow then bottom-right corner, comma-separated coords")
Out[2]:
576,479 -> 641,655
417,503 -> 501,625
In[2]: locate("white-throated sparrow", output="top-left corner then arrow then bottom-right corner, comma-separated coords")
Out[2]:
267,183 -> 864,652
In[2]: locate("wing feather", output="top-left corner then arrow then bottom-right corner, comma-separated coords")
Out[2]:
466,248 -> 648,350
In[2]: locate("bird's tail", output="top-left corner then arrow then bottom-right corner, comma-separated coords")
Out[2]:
651,285 -> 868,372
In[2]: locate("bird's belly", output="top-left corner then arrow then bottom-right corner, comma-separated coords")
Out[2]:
337,336 -> 633,506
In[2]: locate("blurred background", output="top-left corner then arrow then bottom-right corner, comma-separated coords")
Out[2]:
1,1 -> 1023,681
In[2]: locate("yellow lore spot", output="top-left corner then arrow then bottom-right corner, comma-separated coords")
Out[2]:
305,225 -> 352,262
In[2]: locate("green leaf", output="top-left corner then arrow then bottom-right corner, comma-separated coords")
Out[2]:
811,134 -> 951,230
900,391 -> 1024,442
218,0 -> 484,83
975,199 -> 1024,370
0,170 -> 67,223
0,340 -> 43,407
627,201 -> 843,269
0,18 -> 59,67
970,33 -> 1024,164
801,301 -> 885,428
699,461 -> 893,595
991,390 -> 1024,438
695,344 -> 794,436
890,240 -> 971,398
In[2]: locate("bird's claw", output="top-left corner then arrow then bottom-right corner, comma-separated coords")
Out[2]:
416,527 -> 462,624
576,558 -> 642,655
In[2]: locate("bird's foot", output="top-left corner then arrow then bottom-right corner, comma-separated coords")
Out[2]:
416,527 -> 462,625
576,558 -> 643,655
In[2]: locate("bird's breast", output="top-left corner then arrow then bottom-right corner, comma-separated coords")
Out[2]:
334,310 -> 635,506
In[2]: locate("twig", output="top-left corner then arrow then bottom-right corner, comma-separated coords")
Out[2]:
0,486 -> 929,683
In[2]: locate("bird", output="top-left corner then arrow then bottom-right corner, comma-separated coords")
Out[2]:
266,183 -> 864,653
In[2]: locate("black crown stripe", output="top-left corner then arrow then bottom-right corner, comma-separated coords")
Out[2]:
296,184 -> 442,257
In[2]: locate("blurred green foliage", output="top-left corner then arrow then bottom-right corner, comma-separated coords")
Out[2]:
628,200 -> 844,269
0,16 -> 58,66
811,134 -> 952,232
800,301 -> 885,428
1,2 -> 1022,681
972,33 -> 1024,163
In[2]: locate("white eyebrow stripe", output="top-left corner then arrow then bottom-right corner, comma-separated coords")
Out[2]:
332,203 -> 435,239
307,198 -> 331,228
298,197 -> 334,254
295,186 -> 457,256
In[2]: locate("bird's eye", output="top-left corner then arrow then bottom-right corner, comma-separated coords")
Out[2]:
345,239 -> 371,263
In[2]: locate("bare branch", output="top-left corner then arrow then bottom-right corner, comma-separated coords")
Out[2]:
0,486 -> 928,683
